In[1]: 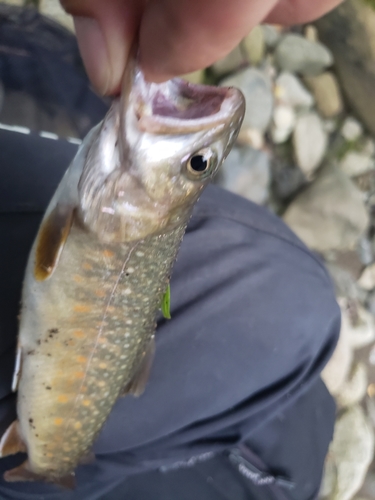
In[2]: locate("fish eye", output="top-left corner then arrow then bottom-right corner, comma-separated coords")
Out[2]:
186,148 -> 216,179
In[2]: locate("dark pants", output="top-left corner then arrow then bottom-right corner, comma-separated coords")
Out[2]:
0,130 -> 339,500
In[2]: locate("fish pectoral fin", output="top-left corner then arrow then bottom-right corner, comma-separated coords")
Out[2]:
34,202 -> 75,281
4,460 -> 76,489
0,420 -> 27,457
121,336 -> 155,397
11,344 -> 22,392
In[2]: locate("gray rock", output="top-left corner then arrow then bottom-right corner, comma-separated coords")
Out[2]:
274,34 -> 333,76
341,117 -> 363,142
325,262 -> 362,301
40,0 -> 74,31
363,137 -> 375,156
293,112 -> 328,178
357,236 -> 373,266
336,362 -> 368,408
221,68 -> 273,133
304,72 -> 343,118
322,301 -> 354,395
275,72 -> 314,108
304,25 -> 319,43
330,405 -> 374,500
340,151 -> 375,178
211,46 -> 245,77
182,70 -> 205,84
236,128 -> 264,150
316,0 -> 375,137
242,26 -> 265,65
271,157 -> 307,201
358,263 -> 375,290
283,164 -> 369,252
347,304 -> 375,350
261,24 -> 281,48
220,146 -> 270,205
271,104 -> 296,144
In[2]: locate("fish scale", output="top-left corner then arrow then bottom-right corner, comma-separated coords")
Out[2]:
19,222 -> 186,477
0,60 -> 245,485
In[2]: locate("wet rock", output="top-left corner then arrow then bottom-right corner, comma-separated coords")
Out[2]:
212,46 -> 245,77
242,26 -> 265,65
274,34 -> 333,76
293,112 -> 327,178
340,151 -> 375,178
329,405 -> 374,500
316,0 -> 375,137
261,24 -> 281,48
304,72 -> 343,118
220,146 -> 270,205
336,362 -> 368,408
221,68 -> 273,133
283,164 -> 369,252
271,104 -> 296,144
275,72 -> 314,109
341,117 -> 363,142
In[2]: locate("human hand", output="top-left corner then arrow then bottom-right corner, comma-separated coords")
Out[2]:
61,0 -> 343,95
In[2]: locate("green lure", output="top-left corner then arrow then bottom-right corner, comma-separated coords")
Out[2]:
161,284 -> 171,319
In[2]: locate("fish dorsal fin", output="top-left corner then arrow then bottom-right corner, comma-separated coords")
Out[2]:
121,336 -> 155,397
0,420 -> 27,457
11,344 -> 22,392
4,460 -> 76,489
34,203 -> 75,281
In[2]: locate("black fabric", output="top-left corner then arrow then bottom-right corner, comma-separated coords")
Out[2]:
0,130 -> 340,499
0,3 -> 108,138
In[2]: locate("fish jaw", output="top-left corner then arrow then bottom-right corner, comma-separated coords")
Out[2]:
78,68 -> 245,243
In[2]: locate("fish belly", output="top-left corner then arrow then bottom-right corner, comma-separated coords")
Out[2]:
17,221 -> 184,478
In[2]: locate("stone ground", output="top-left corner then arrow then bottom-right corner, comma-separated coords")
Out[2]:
4,1 -> 375,499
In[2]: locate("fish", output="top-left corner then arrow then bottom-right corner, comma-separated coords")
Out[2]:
0,57 -> 245,487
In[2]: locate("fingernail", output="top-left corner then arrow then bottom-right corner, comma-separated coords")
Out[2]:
74,16 -> 110,95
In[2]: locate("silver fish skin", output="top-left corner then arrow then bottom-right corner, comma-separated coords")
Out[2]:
0,62 -> 245,485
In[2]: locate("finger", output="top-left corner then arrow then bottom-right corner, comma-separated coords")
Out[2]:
265,0 -> 343,25
139,0 -> 279,82
61,0 -> 143,95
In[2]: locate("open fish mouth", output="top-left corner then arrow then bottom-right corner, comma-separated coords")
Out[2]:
126,70 -> 245,135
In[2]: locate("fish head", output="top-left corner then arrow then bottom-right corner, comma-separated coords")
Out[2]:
78,65 -> 245,243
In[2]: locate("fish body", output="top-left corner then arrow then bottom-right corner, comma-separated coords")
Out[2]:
0,62 -> 245,484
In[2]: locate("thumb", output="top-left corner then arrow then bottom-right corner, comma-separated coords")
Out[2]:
61,0 -> 142,95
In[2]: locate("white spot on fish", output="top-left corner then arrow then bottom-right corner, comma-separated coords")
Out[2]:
136,251 -> 144,257
124,288 -> 132,295
126,320 -> 132,325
